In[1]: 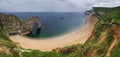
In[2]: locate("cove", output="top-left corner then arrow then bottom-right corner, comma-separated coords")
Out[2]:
5,12 -> 87,38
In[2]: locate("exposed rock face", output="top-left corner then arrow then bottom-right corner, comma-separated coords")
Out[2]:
0,13 -> 41,35
25,16 -> 41,35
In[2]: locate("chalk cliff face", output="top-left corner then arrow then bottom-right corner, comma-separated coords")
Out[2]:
0,13 -> 41,35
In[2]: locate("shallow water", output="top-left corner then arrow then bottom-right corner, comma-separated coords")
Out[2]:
5,12 -> 87,38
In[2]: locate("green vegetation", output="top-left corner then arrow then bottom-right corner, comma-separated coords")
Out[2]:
110,39 -> 120,57
0,13 -> 20,57
0,6 -> 120,57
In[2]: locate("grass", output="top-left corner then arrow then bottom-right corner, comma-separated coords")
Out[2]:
0,6 -> 120,57
110,39 -> 120,57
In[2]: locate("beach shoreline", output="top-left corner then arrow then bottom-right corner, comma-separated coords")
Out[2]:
9,16 -> 98,51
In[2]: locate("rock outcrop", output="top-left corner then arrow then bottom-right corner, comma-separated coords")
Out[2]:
0,13 -> 41,35
25,16 -> 41,35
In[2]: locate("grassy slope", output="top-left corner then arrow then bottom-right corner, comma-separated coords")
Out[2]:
83,8 -> 120,57
0,6 -> 120,57
0,13 -> 21,57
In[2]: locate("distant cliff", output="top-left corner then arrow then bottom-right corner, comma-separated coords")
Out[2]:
0,13 -> 41,35
0,6 -> 120,57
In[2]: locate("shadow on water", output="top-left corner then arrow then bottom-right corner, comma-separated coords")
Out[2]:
26,23 -> 42,38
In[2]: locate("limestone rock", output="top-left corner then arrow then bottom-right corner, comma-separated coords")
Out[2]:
0,13 -> 41,35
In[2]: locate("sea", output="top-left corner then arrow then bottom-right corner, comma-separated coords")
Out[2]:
5,12 -> 88,38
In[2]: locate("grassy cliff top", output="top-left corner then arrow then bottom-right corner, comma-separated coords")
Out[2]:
0,6 -> 120,57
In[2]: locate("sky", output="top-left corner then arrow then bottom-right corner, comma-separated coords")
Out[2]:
0,0 -> 120,12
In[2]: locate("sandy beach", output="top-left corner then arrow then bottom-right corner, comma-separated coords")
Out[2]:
9,16 -> 98,51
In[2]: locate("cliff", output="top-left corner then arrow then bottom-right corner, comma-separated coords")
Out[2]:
0,6 -> 120,57
54,6 -> 120,57
83,6 -> 120,57
0,13 -> 41,35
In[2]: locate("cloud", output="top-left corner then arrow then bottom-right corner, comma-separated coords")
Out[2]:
93,0 -> 120,7
0,0 -> 120,12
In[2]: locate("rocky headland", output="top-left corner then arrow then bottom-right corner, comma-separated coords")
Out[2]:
9,14 -> 98,51
0,13 -> 41,35
0,6 -> 120,57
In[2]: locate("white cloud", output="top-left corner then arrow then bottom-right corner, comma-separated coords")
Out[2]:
0,0 -> 120,12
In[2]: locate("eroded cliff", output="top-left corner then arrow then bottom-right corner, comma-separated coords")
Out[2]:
0,13 -> 41,35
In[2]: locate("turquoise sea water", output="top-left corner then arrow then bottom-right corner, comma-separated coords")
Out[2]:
5,12 -> 87,38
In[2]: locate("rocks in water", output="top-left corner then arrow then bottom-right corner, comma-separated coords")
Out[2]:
0,13 -> 41,35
